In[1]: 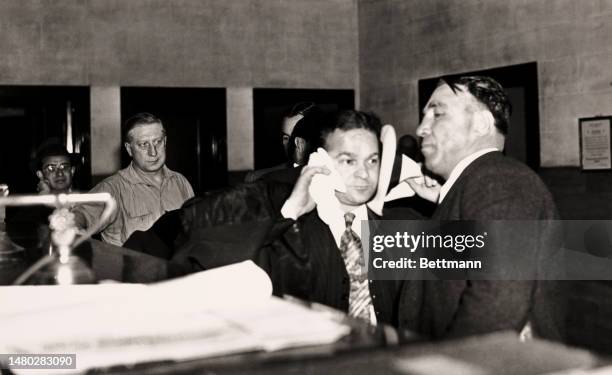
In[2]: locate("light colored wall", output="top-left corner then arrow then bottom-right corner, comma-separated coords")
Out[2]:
90,86 -> 121,175
0,0 -> 357,88
359,0 -> 612,167
226,88 -> 254,171
0,0 -> 358,175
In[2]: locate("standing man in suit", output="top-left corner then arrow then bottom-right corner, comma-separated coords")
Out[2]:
401,76 -> 558,339
259,106 -> 326,185
245,102 -> 317,183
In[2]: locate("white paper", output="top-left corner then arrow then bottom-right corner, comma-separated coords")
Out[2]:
0,261 -> 350,373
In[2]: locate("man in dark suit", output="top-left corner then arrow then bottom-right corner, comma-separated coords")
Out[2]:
245,102 -> 318,183
277,110 -> 416,327
258,107 -> 326,186
401,76 -> 559,339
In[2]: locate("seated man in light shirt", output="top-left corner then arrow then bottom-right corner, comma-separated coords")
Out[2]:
73,113 -> 194,247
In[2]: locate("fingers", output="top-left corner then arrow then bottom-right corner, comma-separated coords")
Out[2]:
403,175 -> 438,187
37,179 -> 51,194
300,165 -> 330,178
403,175 -> 440,203
283,166 -> 329,220
422,175 -> 439,188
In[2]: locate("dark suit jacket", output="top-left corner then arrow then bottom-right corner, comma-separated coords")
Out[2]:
273,207 -> 416,326
244,163 -> 289,183
399,151 -> 560,340
260,165 -> 302,186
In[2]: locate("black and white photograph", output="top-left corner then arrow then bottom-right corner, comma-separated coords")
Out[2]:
1,1 -> 612,374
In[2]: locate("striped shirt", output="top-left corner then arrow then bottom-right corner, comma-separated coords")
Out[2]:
75,163 -> 194,246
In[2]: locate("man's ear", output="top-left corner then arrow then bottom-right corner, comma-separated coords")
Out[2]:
294,137 -> 305,153
472,110 -> 495,136
124,142 -> 133,157
70,166 -> 76,176
36,170 -> 43,180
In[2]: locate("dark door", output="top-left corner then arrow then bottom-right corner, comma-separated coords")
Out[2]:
121,88 -> 227,194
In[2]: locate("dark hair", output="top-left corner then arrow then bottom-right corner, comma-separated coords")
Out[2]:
287,106 -> 325,164
285,101 -> 316,118
319,110 -> 382,148
34,142 -> 72,171
123,112 -> 165,141
439,75 -> 512,135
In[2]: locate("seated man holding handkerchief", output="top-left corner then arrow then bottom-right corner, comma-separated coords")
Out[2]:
274,110 -> 421,327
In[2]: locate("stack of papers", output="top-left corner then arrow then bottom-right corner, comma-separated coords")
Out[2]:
0,261 -> 350,372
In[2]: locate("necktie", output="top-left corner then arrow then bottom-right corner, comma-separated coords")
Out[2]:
339,212 -> 373,322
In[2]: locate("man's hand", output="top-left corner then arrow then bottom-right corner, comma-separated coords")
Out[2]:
404,175 -> 441,203
36,177 -> 51,195
281,166 -> 330,220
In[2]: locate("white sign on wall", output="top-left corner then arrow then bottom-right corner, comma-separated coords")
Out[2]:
580,117 -> 612,170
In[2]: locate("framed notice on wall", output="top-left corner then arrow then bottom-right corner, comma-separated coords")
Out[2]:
580,116 -> 612,170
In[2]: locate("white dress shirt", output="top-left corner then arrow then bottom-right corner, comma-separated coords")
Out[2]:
438,148 -> 498,203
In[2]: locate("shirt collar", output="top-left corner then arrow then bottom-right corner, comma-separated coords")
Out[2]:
438,148 -> 498,203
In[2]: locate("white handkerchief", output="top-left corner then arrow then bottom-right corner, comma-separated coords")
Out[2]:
308,148 -> 346,225
384,155 -> 424,202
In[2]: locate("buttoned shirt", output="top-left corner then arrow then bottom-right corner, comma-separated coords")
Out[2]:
75,163 -> 194,246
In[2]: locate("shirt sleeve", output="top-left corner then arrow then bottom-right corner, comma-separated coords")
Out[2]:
178,174 -> 195,200
73,180 -> 119,232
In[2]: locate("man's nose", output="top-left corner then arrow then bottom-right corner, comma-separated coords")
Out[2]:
56,168 -> 64,177
147,144 -> 158,157
354,165 -> 369,179
416,119 -> 430,137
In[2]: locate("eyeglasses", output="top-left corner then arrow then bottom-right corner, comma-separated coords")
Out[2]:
42,163 -> 72,174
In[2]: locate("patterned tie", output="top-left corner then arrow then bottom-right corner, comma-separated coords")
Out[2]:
339,212 -> 373,322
